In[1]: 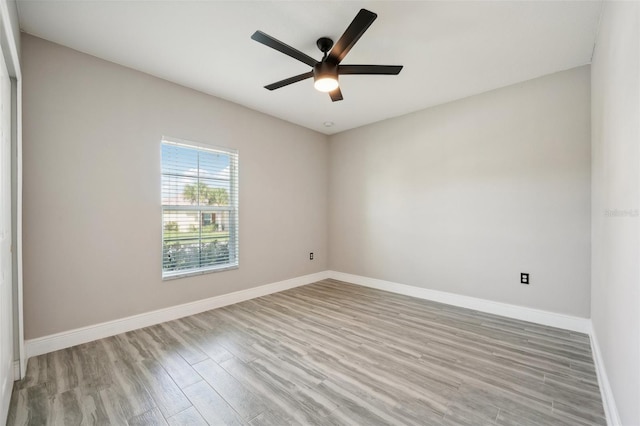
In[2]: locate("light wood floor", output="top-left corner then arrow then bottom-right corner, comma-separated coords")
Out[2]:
7,279 -> 605,425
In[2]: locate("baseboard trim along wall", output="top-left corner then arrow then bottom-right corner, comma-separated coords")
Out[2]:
328,271 -> 591,333
25,269 -> 591,355
24,271 -> 331,359
327,271 -> 618,426
23,269 -> 619,426
589,326 -> 621,426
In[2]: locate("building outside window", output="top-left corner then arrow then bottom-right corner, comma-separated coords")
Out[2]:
161,137 -> 238,279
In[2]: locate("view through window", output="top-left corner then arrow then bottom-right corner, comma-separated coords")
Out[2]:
161,138 -> 238,278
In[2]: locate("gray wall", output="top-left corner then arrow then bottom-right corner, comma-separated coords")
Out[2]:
329,66 -> 591,317
23,31 -> 594,339
21,34 -> 329,339
591,2 -> 640,424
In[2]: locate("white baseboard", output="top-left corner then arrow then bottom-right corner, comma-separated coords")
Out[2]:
25,271 -> 330,359
327,271 -> 591,333
328,271 -> 621,426
589,326 -> 621,426
327,271 -> 622,425
22,268 -> 619,425
23,270 -> 591,358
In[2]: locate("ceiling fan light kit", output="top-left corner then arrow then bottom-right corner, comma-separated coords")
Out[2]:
313,62 -> 339,92
251,8 -> 403,102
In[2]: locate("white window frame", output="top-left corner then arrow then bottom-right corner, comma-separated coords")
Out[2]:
161,136 -> 239,280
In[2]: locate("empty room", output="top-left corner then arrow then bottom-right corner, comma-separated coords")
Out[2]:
0,0 -> 638,425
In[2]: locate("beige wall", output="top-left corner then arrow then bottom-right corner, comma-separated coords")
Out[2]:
21,34 -> 329,339
329,66 -> 591,317
591,2 -> 640,424
23,33 -> 594,339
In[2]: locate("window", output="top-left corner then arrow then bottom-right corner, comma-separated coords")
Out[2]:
161,137 -> 238,279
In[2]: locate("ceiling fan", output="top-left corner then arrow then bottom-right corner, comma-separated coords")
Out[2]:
251,9 -> 403,102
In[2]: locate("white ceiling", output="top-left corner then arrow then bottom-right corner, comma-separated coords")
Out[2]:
17,1 -> 602,135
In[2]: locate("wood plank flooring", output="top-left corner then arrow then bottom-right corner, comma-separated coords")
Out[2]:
7,279 -> 605,425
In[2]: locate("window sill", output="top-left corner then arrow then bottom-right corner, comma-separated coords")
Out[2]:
162,263 -> 239,281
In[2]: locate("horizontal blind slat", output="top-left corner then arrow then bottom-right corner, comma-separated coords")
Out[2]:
161,138 -> 239,277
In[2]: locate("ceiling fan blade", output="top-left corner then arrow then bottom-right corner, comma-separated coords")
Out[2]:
338,65 -> 403,75
327,9 -> 377,65
264,71 -> 314,90
329,87 -> 343,102
251,31 -> 318,67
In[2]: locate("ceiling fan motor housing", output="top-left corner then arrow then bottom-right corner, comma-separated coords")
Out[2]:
314,61 -> 338,80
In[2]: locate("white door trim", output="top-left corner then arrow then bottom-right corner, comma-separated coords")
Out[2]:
0,1 -> 23,381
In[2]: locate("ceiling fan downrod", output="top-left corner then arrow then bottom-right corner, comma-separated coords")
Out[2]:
316,37 -> 334,61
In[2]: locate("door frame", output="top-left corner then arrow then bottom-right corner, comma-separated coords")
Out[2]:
0,1 -> 24,380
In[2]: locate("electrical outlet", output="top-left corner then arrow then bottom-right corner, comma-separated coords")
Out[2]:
310,252 -> 314,260
521,273 -> 529,285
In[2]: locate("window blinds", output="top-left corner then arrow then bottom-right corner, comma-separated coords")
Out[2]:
161,138 -> 239,278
